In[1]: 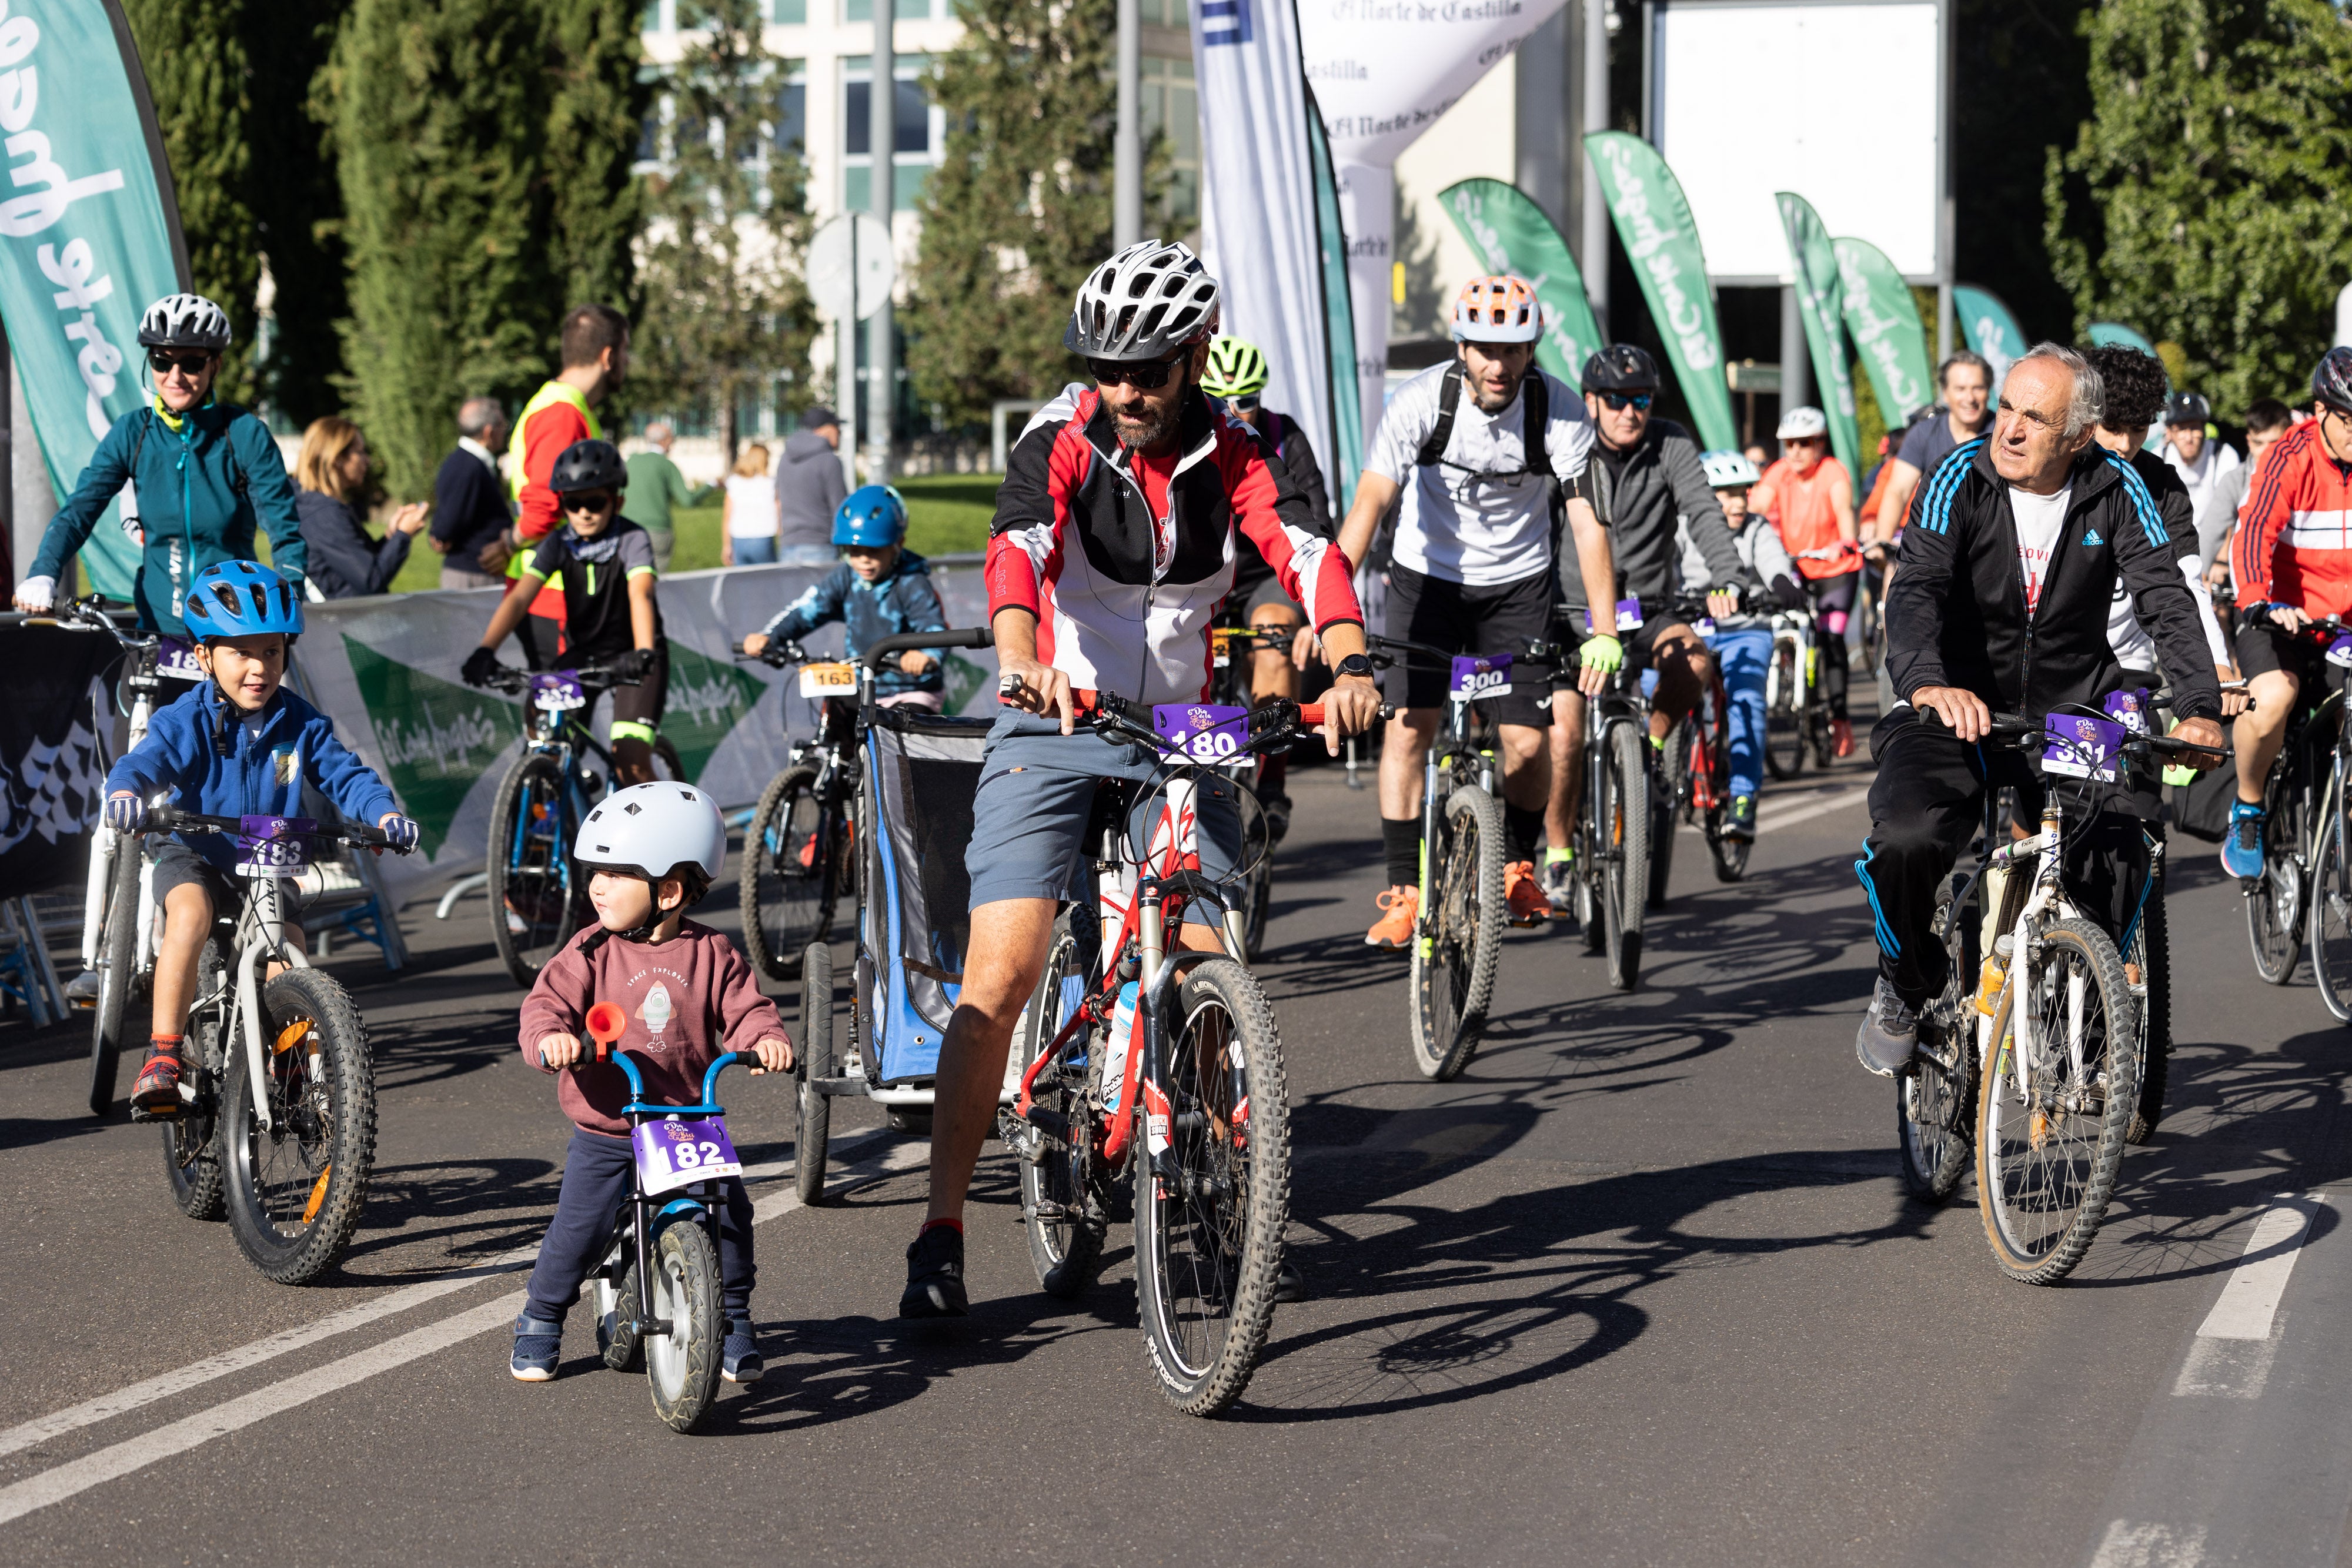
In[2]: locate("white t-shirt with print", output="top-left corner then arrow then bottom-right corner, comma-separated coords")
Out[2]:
2010,484 -> 2072,613
1366,362 -> 1596,587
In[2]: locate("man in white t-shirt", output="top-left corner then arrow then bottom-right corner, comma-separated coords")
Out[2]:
2161,391 -> 2240,523
1334,276 -> 1619,945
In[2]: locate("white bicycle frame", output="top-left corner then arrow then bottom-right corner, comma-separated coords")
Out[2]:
1980,799 -> 2090,1110
1763,612 -> 1813,718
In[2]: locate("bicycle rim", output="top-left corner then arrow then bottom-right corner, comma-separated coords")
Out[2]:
1410,787 -> 1502,1081
2311,805 -> 2352,1021
1604,723 -> 1648,991
1135,959 -> 1289,1416
742,766 -> 833,984
1020,924 -> 1105,1294
1900,882 -> 1977,1202
223,968 -> 377,1283
489,754 -> 583,985
1763,644 -> 1804,781
645,1219 -> 723,1433
1975,919 -> 2136,1284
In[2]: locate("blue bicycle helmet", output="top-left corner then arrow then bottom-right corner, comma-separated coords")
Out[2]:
183,559 -> 303,641
833,484 -> 908,548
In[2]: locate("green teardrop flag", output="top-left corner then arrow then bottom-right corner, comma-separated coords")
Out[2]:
1955,285 -> 2027,389
0,1 -> 191,600
1775,192 -> 1862,499
341,636 -> 522,858
1436,177 -> 1606,390
1832,236 -> 1933,424
1583,132 -> 1737,452
1306,95 -> 1362,512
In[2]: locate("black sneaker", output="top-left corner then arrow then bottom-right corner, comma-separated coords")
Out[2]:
721,1313 -> 763,1383
900,1223 -> 968,1318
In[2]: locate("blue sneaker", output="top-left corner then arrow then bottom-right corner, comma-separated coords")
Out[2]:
510,1313 -> 563,1382
722,1314 -> 763,1385
2221,800 -> 2266,880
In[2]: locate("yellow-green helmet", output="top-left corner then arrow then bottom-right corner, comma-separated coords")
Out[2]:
1200,335 -> 1270,399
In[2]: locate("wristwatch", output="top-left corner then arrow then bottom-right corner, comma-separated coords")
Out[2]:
1334,653 -> 1376,680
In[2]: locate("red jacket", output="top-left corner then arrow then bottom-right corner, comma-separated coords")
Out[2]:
513,395 -> 592,621
984,383 -> 1361,704
2233,421 -> 2352,617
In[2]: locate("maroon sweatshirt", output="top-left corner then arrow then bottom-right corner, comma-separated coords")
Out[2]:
517,920 -> 789,1138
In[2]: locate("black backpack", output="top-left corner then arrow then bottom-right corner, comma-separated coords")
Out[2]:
1413,360 -> 1551,483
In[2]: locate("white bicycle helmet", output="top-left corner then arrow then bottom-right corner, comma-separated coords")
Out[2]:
1064,239 -> 1220,362
1699,450 -> 1760,489
577,782 -> 727,940
1776,406 -> 1829,440
138,292 -> 232,351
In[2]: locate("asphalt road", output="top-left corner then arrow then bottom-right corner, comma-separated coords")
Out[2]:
5,742 -> 2350,1567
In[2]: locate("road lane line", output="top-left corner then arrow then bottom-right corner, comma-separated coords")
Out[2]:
2197,1193 -> 2322,1340
0,1128 -> 891,1463
1678,783 -> 1872,838
0,1135 -> 928,1523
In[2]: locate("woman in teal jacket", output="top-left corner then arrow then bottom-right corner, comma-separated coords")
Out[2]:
12,293 -> 306,636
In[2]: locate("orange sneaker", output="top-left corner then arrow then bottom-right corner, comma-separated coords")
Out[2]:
1504,861 -> 1549,925
1831,718 -> 1855,759
1365,886 -> 1419,948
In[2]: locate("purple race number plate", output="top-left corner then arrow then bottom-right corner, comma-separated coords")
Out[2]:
1449,654 -> 1513,700
2044,714 -> 2125,782
1152,703 -> 1249,762
530,672 -> 587,711
632,1114 -> 743,1195
233,815 -> 316,878
156,636 -> 205,682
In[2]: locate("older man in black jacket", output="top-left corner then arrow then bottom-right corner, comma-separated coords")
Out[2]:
1853,343 -> 2226,1075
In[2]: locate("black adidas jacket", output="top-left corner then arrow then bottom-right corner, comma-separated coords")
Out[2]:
1886,439 -> 2221,723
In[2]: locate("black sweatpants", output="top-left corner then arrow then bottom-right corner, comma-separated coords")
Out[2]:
1859,709 -> 2153,1005
1811,570 -> 1859,721
524,1128 -> 756,1322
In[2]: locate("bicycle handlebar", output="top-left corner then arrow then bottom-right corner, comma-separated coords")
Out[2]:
860,626 -> 994,670
147,804 -> 400,852
731,638 -> 813,667
480,661 -> 640,695
2,597 -> 149,641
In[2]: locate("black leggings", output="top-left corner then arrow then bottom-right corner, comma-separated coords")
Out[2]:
1810,571 -> 1859,720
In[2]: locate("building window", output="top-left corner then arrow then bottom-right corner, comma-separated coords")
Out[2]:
1141,55 -> 1198,229
774,61 -> 806,156
843,54 -> 939,213
771,0 -> 806,21
845,0 -> 936,21
1137,0 -> 1187,24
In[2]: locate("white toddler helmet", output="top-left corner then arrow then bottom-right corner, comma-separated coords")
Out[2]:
1776,406 -> 1829,440
578,783 -> 727,941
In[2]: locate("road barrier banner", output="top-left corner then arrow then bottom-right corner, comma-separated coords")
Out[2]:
1586,133 -> 1738,452
290,562 -> 1001,904
0,623 -> 118,896
0,1 -> 189,600
1955,285 -> 2027,390
1776,191 -> 1862,497
1438,178 -> 1605,393
1833,236 -> 1933,424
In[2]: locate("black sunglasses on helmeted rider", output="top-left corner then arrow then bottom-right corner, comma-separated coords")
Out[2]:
560,490 -> 617,514
149,350 -> 213,376
1088,350 -> 1186,390
1596,391 -> 1653,412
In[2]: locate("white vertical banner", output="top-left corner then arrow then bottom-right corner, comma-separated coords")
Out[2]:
1189,0 -> 1340,505
1298,0 -> 1570,443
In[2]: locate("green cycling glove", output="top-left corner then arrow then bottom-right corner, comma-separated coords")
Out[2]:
2161,763 -> 2196,788
1581,634 -> 1625,674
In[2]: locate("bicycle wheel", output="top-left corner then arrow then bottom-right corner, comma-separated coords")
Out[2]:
222,967 -> 376,1284
2247,757 -> 2305,984
1601,722 -> 1649,992
644,1216 -> 724,1433
2314,794 -> 2352,1021
1134,957 -> 1290,1416
794,941 -> 833,1205
1649,717 -> 1688,908
1898,878 -> 1977,1202
88,837 -> 140,1117
1409,785 -> 1505,1081
1763,640 -> 1805,781
739,765 -> 839,985
1017,914 -> 1107,1295
488,753 -> 587,987
2129,887 -> 2172,1144
1975,917 -> 2136,1284
595,1228 -> 646,1372
165,937 -> 229,1221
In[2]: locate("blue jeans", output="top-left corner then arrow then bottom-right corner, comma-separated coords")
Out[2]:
731,534 -> 778,565
1705,627 -> 1772,800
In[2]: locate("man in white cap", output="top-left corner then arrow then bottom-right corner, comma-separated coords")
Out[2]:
1751,406 -> 1861,755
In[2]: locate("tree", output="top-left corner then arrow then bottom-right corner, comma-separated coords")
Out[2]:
542,0 -> 652,314
632,0 -> 817,463
904,0 -> 1125,427
2045,0 -> 2352,414
1957,0 -> 2091,343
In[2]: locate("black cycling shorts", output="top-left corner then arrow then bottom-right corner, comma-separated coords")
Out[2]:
569,640 -> 668,743
1385,563 -> 1553,726
2236,620 -> 2331,688
152,841 -> 239,911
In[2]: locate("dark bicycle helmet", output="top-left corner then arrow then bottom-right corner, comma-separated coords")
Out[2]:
2313,347 -> 2352,417
549,438 -> 627,493
1582,343 -> 1660,393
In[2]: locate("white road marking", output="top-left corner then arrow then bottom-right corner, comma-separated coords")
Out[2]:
2088,1519 -> 2209,1568
1679,784 -> 1871,838
2196,1194 -> 2323,1341
0,1128 -> 898,1470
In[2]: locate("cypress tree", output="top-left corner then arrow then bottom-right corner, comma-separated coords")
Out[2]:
2045,0 -> 2352,413
904,0 -> 1125,427
632,0 -> 816,460
540,0 -> 653,319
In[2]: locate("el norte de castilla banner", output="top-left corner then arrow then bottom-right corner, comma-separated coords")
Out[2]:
0,0 -> 188,600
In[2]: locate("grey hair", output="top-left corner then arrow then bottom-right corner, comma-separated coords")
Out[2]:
1937,348 -> 1992,387
2017,342 -> 2103,439
456,396 -> 505,438
644,420 -> 674,443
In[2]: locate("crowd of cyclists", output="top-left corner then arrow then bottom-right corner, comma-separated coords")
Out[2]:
14,236 -> 2352,1331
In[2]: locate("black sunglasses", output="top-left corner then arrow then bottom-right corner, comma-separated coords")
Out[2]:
1089,352 -> 1184,390
1598,391 -> 1653,412
1229,394 -> 1261,412
149,350 -> 213,376
560,490 -> 616,514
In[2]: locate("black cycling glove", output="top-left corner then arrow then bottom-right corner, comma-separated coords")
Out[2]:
614,647 -> 657,681
461,647 -> 502,688
1771,576 -> 1808,610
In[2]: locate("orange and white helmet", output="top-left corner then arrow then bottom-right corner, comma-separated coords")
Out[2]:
1451,275 -> 1543,344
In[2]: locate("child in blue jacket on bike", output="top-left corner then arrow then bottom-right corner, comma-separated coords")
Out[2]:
739,485 -> 950,708
101,560 -> 419,1117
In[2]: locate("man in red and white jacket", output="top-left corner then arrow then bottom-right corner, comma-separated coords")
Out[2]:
2223,347 -> 2352,877
900,241 -> 1383,1321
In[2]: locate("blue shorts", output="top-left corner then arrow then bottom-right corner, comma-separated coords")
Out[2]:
964,710 -> 1243,927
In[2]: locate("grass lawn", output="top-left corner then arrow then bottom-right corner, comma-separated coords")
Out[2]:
384,472 -> 1001,592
